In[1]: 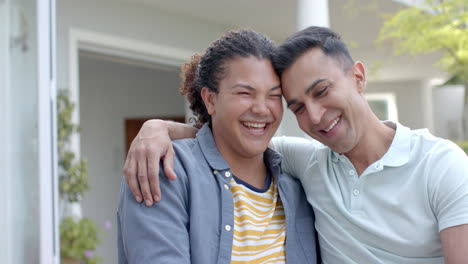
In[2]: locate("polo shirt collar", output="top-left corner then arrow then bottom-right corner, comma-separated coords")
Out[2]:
380,121 -> 411,167
330,121 -> 411,167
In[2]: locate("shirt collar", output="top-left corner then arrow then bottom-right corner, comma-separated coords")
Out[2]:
331,121 -> 411,167
196,124 -> 230,170
196,123 -> 282,171
380,121 -> 411,167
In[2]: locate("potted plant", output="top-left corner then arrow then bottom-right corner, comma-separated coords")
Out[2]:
60,217 -> 101,264
58,90 -> 102,263
57,90 -> 89,203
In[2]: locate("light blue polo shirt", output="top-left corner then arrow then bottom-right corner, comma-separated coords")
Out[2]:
273,122 -> 468,264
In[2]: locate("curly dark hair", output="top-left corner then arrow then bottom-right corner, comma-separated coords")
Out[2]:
179,29 -> 276,128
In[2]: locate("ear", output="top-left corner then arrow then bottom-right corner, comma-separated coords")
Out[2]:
201,87 -> 217,115
352,61 -> 366,93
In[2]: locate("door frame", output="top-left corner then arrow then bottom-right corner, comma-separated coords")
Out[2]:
0,0 -> 11,262
68,28 -> 193,156
0,0 -> 58,262
38,0 -> 58,262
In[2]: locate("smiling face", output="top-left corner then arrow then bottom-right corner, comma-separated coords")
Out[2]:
202,56 -> 283,160
281,47 -> 369,154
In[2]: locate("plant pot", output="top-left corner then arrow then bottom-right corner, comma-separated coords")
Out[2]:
61,257 -> 81,264
60,199 -> 83,221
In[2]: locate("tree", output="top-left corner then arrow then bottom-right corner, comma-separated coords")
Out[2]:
378,0 -> 468,85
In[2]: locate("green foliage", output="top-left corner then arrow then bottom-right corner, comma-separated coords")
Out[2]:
59,151 -> 89,202
60,217 -> 102,264
456,141 -> 468,154
378,0 -> 468,83
58,90 -> 89,202
57,90 -> 78,149
58,90 -> 102,262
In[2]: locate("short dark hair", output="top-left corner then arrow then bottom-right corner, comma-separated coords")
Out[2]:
180,29 -> 276,128
274,26 -> 354,75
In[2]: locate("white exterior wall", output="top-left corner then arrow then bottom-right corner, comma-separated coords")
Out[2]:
367,80 -> 430,130
57,0 -> 230,89
433,85 -> 465,140
79,54 -> 184,264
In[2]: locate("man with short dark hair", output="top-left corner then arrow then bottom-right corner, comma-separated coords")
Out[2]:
124,26 -> 468,263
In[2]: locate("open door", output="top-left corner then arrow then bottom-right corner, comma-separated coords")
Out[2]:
125,116 -> 185,153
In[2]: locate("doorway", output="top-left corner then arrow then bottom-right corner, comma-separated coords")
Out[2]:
78,51 -> 185,263
125,116 -> 185,153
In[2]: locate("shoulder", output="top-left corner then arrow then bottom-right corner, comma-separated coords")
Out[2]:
143,138 -> 201,187
170,138 -> 201,165
272,136 -> 324,154
172,137 -> 198,152
409,128 -> 466,162
167,137 -> 215,185
405,129 -> 467,193
278,172 -> 302,186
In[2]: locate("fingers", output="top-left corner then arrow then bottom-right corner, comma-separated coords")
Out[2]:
163,145 -> 177,181
137,158 -> 153,207
147,154 -> 161,202
124,156 -> 142,203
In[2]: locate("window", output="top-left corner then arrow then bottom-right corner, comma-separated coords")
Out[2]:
365,93 -> 398,122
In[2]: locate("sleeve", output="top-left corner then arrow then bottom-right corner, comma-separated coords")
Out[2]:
428,141 -> 468,232
271,136 -> 319,180
117,160 -> 190,264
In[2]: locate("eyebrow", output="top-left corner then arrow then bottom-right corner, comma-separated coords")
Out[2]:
231,84 -> 281,91
286,78 -> 328,108
305,78 -> 328,95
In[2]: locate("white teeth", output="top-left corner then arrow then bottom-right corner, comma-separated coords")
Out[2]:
324,117 -> 340,132
243,122 -> 266,128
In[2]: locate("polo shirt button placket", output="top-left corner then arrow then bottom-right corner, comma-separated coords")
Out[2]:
350,185 -> 362,211
348,169 -> 356,182
375,162 -> 382,170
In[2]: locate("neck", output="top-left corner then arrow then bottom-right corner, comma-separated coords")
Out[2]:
210,123 -> 269,188
345,117 -> 396,175
217,148 -> 267,189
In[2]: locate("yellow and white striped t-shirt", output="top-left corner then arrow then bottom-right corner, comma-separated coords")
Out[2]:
229,175 -> 286,264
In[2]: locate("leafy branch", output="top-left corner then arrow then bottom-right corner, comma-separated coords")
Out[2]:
377,0 -> 468,84
57,90 -> 89,202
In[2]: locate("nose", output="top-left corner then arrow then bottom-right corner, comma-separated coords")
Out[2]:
306,102 -> 325,125
251,97 -> 270,116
